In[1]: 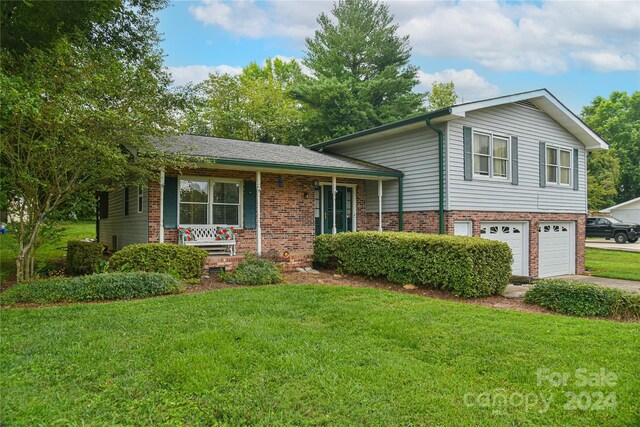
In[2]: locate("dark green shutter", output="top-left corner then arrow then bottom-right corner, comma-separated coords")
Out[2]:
573,148 -> 579,191
511,136 -> 519,185
539,142 -> 546,188
163,176 -> 178,228
463,126 -> 473,181
243,181 -> 256,229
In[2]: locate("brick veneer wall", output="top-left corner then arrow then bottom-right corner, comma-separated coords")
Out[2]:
361,209 -> 585,278
147,168 -> 368,271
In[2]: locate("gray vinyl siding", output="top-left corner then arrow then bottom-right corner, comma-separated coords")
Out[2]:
447,103 -> 588,213
327,126 -> 440,212
98,186 -> 148,250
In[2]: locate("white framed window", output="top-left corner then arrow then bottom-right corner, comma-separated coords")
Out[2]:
137,186 -> 144,213
178,178 -> 242,227
546,146 -> 572,186
473,131 -> 510,180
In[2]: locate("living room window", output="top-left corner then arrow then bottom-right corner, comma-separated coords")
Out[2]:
473,131 -> 510,179
546,146 -> 571,186
179,178 -> 241,226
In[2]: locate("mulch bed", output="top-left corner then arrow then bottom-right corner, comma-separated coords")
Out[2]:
185,269 -> 554,316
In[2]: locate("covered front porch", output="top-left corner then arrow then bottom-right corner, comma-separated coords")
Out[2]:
149,135 -> 403,270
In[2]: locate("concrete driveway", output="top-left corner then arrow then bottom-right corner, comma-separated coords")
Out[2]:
554,275 -> 640,293
585,239 -> 640,253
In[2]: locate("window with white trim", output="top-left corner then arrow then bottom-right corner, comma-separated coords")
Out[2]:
473,131 -> 510,179
546,146 -> 571,185
179,178 -> 241,226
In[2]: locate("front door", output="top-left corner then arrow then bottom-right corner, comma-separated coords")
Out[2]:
322,185 -> 353,234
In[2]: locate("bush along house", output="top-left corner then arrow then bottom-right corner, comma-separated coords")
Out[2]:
98,89 -> 608,278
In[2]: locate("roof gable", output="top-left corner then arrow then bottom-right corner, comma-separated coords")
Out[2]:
311,89 -> 608,152
600,197 -> 640,212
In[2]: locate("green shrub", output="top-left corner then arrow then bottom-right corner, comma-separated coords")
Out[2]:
109,244 -> 207,279
0,272 -> 183,305
220,255 -> 283,285
524,280 -> 640,319
314,232 -> 512,298
66,241 -> 105,275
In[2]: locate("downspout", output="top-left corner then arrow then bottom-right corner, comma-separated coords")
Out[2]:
398,176 -> 404,231
426,118 -> 445,234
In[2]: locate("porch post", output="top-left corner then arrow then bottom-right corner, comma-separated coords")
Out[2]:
256,171 -> 262,255
378,179 -> 383,232
332,176 -> 337,234
159,169 -> 165,243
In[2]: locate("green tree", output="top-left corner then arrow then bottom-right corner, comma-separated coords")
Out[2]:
183,57 -> 309,145
427,81 -> 457,111
582,91 -> 640,205
586,151 -> 620,211
1,1 -> 178,281
294,0 -> 424,141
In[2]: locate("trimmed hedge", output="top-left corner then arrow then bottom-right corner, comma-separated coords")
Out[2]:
67,241 -> 105,275
524,280 -> 640,319
315,231 -> 512,298
0,272 -> 183,305
220,255 -> 283,285
109,244 -> 207,279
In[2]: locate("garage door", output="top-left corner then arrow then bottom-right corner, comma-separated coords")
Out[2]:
538,221 -> 575,278
480,222 -> 527,276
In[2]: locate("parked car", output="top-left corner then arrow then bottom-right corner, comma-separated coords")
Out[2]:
586,217 -> 639,243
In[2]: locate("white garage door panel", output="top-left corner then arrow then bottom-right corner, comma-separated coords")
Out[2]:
480,222 -> 527,276
539,222 -> 575,278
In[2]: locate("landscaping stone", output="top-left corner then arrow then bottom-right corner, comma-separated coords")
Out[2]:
304,267 -> 320,274
503,284 -> 529,299
403,284 -> 417,290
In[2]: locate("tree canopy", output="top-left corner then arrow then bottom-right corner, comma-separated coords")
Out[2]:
293,0 -> 425,141
0,0 -> 177,281
426,81 -> 457,111
182,57 -> 309,145
582,91 -> 640,208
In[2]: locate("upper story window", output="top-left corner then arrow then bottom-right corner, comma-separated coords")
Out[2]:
546,146 -> 571,186
179,178 -> 241,226
473,132 -> 509,179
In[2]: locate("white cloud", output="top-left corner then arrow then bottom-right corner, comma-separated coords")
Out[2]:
418,69 -> 500,102
167,64 -> 242,86
188,0 -> 329,40
187,0 -> 640,74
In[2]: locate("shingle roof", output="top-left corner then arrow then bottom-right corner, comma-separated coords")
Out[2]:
155,135 -> 401,176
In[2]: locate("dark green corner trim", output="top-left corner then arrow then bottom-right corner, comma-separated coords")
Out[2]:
398,176 -> 404,231
310,108 -> 452,150
212,158 -> 403,178
426,118 -> 445,234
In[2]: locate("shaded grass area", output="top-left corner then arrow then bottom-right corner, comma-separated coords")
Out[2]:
2,285 -> 639,425
0,221 -> 95,283
586,248 -> 640,281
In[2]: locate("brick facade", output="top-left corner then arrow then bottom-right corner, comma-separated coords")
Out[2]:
361,209 -> 585,278
147,168 -> 368,271
146,167 -> 584,277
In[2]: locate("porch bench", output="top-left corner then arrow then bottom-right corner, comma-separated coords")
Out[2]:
178,226 -> 236,256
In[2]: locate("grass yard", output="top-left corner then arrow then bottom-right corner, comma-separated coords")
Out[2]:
2,286 -> 639,425
0,221 -> 95,283
586,248 -> 640,281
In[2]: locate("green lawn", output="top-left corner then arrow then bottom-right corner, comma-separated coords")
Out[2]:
586,248 -> 640,281
0,221 -> 95,282
2,286 -> 639,425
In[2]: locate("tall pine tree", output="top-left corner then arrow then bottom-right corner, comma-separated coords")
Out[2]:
294,0 -> 424,142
